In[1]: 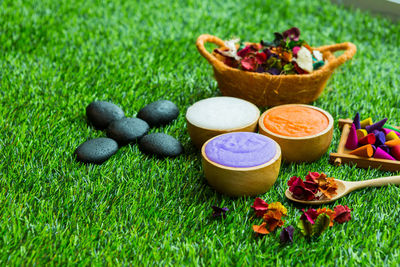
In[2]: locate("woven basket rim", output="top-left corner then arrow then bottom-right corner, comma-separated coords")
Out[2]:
197,34 -> 357,79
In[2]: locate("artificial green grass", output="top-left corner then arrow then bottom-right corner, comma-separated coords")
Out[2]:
1,0 -> 400,265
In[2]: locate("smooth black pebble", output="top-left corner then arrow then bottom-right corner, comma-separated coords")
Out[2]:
75,138 -> 119,164
139,133 -> 183,157
137,100 -> 179,127
106,117 -> 149,146
86,101 -> 125,129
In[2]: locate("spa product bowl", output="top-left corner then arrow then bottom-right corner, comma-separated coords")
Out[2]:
258,104 -> 334,163
186,97 -> 260,149
201,133 -> 281,197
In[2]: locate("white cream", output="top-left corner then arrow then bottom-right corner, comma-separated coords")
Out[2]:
186,97 -> 260,130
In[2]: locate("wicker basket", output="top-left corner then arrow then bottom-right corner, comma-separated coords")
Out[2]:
196,34 -> 357,107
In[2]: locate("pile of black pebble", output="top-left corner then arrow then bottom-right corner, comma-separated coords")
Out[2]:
75,100 -> 183,164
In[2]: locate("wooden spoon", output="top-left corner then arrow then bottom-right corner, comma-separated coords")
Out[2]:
285,176 -> 400,205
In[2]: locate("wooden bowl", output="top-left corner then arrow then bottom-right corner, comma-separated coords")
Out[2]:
201,132 -> 281,196
186,97 -> 260,149
259,104 -> 334,163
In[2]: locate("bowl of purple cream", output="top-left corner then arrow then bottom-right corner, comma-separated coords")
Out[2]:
201,132 -> 281,196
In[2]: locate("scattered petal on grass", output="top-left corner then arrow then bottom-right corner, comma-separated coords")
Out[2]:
300,208 -> 319,224
253,222 -> 269,235
298,218 -> 313,237
211,206 -> 229,218
312,213 -> 331,236
263,210 -> 285,232
280,226 -> 294,243
334,205 -> 352,224
251,198 -> 269,217
317,208 -> 335,227
267,202 -> 288,216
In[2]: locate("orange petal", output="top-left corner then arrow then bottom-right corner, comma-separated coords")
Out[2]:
253,223 -> 269,235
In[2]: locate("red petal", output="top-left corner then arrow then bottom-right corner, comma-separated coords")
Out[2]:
300,208 -> 319,224
255,52 -> 267,64
305,172 -> 320,182
288,176 -> 301,186
237,45 -> 256,58
241,57 -> 256,71
251,198 -> 269,212
334,205 -> 352,224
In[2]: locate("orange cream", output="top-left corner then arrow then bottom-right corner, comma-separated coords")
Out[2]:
263,105 -> 329,137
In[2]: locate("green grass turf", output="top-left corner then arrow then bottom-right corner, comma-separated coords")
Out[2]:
1,0 -> 400,265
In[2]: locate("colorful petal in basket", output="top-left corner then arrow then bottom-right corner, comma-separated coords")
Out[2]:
345,124 -> 358,150
349,144 -> 373,157
374,147 -> 396,161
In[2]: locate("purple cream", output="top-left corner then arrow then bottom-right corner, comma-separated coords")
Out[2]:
205,132 -> 277,168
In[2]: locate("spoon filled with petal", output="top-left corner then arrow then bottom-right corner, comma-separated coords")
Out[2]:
285,176 -> 400,205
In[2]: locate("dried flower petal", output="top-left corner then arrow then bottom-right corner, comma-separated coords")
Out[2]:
303,180 -> 319,194
292,46 -> 301,56
241,57 -> 257,71
220,38 -> 241,61
312,213 -> 330,236
317,174 -> 338,199
288,177 -> 315,200
255,52 -> 267,64
263,210 -> 285,232
267,202 -> 287,216
334,205 -> 352,224
211,206 -> 229,218
317,208 -> 335,227
253,222 -> 269,235
283,27 -> 300,41
267,68 -> 280,75
305,171 -> 321,183
237,45 -> 256,58
300,208 -> 319,224
313,50 -> 323,61
251,198 -> 269,217
280,225 -> 294,243
293,46 -> 313,73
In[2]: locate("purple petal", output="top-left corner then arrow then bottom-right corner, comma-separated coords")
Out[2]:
283,27 -> 300,41
267,68 -> 280,75
280,226 -> 294,243
211,206 -> 229,218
